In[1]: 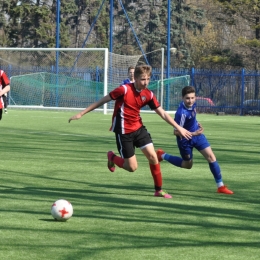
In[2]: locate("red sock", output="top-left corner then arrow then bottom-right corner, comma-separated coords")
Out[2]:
149,163 -> 162,190
112,155 -> 124,168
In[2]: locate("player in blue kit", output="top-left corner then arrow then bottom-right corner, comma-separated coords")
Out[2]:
157,86 -> 233,194
121,66 -> 135,84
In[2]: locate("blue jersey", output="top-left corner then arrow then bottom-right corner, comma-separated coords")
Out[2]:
174,101 -> 199,132
174,101 -> 210,158
122,78 -> 131,84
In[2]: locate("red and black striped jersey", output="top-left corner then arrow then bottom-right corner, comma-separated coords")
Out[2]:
109,83 -> 160,134
0,70 -> 10,109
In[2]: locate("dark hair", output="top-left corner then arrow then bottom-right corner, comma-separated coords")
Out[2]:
134,65 -> 152,78
182,86 -> 195,97
128,66 -> 135,72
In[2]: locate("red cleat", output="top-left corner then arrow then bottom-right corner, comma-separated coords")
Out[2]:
154,190 -> 172,199
156,149 -> 165,162
107,151 -> 116,172
217,185 -> 234,195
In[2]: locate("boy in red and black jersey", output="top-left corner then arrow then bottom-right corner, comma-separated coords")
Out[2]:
69,65 -> 192,198
0,70 -> 10,120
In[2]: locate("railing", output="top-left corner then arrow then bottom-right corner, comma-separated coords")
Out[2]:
4,64 -> 260,115
153,68 -> 260,115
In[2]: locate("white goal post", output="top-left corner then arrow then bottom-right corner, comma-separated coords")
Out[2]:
0,48 -> 110,114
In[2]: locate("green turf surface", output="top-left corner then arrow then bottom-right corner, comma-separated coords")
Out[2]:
1,109 -> 260,260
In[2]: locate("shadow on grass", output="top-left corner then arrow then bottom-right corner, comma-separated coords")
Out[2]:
1,178 -> 260,229
39,219 -> 57,222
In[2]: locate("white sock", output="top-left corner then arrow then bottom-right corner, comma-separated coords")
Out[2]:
217,182 -> 224,188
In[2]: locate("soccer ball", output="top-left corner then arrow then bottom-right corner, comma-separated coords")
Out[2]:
51,199 -> 73,221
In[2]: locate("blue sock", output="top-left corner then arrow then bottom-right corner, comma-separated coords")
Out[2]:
164,153 -> 183,168
209,161 -> 223,184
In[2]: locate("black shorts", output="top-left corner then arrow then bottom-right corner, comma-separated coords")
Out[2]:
0,109 -> 2,120
115,126 -> 153,159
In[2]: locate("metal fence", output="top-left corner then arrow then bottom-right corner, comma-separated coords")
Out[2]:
152,67 -> 260,115
3,64 -> 260,115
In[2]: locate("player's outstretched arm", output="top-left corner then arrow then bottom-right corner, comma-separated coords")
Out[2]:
0,84 -> 10,96
68,95 -> 112,123
155,107 -> 192,139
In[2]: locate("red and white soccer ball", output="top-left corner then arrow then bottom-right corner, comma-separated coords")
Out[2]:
51,199 -> 73,221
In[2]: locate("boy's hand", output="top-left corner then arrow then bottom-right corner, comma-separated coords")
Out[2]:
68,113 -> 82,123
175,128 -> 192,140
195,123 -> 204,135
189,123 -> 204,136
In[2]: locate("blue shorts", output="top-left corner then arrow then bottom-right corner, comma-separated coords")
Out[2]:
176,134 -> 210,161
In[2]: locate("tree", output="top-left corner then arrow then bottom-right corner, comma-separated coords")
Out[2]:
113,0 -> 206,68
186,21 -> 219,67
212,0 -> 260,69
1,0 -> 257,72
168,1 -> 207,67
5,0 -> 56,47
0,0 -> 11,46
4,0 -> 79,48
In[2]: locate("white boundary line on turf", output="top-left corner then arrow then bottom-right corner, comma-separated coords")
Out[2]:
8,105 -> 176,114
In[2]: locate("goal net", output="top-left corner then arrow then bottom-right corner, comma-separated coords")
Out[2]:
146,75 -> 190,112
10,72 -> 106,108
9,72 -> 189,114
1,48 -> 142,113
2,47 -> 187,114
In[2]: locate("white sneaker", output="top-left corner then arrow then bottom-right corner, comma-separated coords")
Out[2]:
4,109 -> 7,114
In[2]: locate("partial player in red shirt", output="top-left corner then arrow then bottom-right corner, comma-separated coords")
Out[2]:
0,69 -> 10,120
69,65 -> 192,198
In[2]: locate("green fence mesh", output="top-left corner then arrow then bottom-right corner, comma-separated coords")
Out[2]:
10,72 -> 189,110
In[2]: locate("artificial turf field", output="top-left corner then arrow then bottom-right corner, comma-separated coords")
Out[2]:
1,109 -> 260,260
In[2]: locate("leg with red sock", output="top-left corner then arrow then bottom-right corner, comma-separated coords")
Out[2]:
150,163 -> 172,199
107,151 -> 124,172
